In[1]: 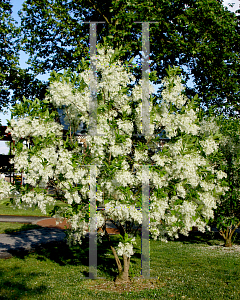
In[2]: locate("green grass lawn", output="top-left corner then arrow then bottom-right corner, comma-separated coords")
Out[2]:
1,196 -> 240,299
0,198 -> 66,216
0,231 -> 240,300
0,222 -> 42,234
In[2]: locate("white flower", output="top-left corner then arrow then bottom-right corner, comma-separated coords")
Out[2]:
200,138 -> 218,155
176,183 -> 186,198
150,195 -> 169,221
104,201 -> 142,224
65,191 -> 82,204
0,179 -> 16,200
20,192 -> 54,215
116,241 -> 135,258
199,118 -> 219,135
134,149 -> 149,162
116,119 -> 134,135
216,170 -> 227,180
7,117 -> 63,142
96,211 -> 105,228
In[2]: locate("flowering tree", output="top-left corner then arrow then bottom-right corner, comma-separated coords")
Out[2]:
204,114 -> 240,247
2,45 -> 228,283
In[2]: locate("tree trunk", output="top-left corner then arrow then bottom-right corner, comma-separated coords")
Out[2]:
224,226 -> 233,247
115,254 -> 131,284
224,238 -> 232,247
110,245 -> 122,274
110,246 -> 131,284
220,226 -> 237,247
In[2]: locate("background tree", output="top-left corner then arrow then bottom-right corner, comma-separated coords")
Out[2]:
0,0 -> 20,111
207,114 -> 240,247
0,0 -> 48,113
18,0 -> 240,116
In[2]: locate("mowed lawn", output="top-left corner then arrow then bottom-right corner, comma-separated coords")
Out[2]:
0,197 -> 63,233
0,198 -> 66,216
0,229 -> 240,300
0,198 -> 240,299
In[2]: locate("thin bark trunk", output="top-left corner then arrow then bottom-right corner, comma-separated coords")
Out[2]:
219,228 -> 233,247
115,254 -> 131,284
102,221 -> 124,276
102,219 -> 130,283
219,222 -> 240,247
110,245 -> 122,274
224,238 -> 233,247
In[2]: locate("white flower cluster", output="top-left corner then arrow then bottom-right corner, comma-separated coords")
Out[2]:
65,191 -> 82,204
161,76 -> 188,109
104,201 -> 142,224
155,76 -> 200,138
0,179 -> 16,200
199,192 -> 217,218
65,212 -> 89,246
48,80 -> 90,128
169,153 -> 206,188
151,152 -> 169,167
176,182 -> 186,198
18,191 -> 54,214
116,240 -> 136,258
113,170 -> 135,188
55,148 -> 73,175
199,117 -> 219,136
134,149 -> 149,163
150,171 -> 168,189
6,117 -> 63,142
96,211 -> 105,228
216,170 -> 227,180
200,138 -> 218,155
149,195 -> 169,221
178,201 -> 198,234
116,119 -> 134,135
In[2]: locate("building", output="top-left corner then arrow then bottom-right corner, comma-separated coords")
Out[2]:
0,126 -> 15,183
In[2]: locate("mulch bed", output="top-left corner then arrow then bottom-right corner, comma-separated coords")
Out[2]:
36,218 -> 141,235
84,277 -> 164,294
36,218 -> 70,230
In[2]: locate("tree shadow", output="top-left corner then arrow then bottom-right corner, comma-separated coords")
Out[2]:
173,230 -> 240,246
0,265 -> 48,299
9,233 -> 141,280
4,224 -> 42,234
1,227 -> 66,259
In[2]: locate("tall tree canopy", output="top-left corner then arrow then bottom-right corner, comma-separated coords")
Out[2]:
0,0 -> 19,111
0,0 -> 48,112
18,0 -> 240,115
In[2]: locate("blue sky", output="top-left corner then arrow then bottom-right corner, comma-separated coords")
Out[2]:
0,0 -> 238,154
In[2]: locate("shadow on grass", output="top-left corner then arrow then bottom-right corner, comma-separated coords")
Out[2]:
0,265 -> 48,300
173,230 -> 240,246
4,224 -> 42,234
9,233 -> 142,280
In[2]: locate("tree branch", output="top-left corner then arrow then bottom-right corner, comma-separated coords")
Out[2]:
219,229 -> 226,240
87,0 -> 110,25
111,245 -> 123,274
102,220 -> 123,273
229,221 -> 240,240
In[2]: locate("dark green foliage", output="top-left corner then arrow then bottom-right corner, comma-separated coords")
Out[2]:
17,0 -> 240,116
0,0 -> 20,110
0,0 -> 48,112
209,116 -> 240,246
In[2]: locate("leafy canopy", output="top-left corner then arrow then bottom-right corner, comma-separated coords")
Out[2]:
18,0 -> 240,116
